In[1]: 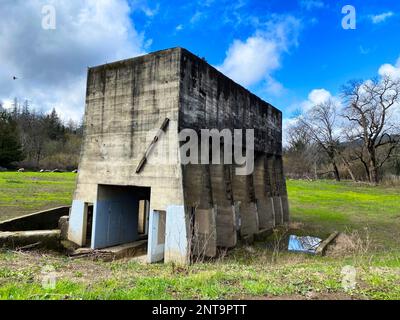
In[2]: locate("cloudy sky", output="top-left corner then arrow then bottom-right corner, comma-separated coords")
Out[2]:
1,0 -> 400,123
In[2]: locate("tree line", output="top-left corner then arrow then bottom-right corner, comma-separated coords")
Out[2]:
2,75 -> 399,183
284,76 -> 400,184
0,98 -> 83,171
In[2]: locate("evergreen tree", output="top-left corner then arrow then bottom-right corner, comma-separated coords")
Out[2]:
0,111 -> 24,167
45,108 -> 65,141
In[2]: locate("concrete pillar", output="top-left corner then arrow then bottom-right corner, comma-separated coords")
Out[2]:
147,210 -> 166,263
192,208 -> 217,257
266,156 -> 278,226
281,195 -> 290,224
68,200 -> 88,247
232,168 -> 258,238
164,205 -> 189,264
233,201 -> 241,231
269,155 -> 285,226
182,164 -> 216,258
273,196 -> 284,226
210,162 -> 236,248
266,197 -> 276,227
253,155 -> 275,230
277,156 -> 290,224
239,202 -> 258,237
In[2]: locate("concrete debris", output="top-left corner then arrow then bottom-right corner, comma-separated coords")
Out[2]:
0,230 -> 61,250
288,232 -> 340,255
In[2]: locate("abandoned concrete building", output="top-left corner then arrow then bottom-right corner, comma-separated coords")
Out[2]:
67,47 -> 289,264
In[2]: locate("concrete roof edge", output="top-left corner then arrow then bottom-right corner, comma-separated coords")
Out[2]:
179,48 -> 282,115
86,47 -> 282,115
88,47 -> 183,70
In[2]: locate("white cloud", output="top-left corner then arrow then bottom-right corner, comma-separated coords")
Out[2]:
296,88 -> 343,115
218,36 -> 279,87
285,56 -> 400,129
308,88 -> 332,104
217,16 -> 301,91
301,89 -> 332,112
176,24 -> 184,31
201,0 -> 216,7
1,99 -> 14,110
299,0 -> 324,11
378,57 -> 400,80
378,57 -> 400,122
283,88 -> 343,145
265,76 -> 285,96
190,11 -> 205,24
140,3 -> 160,17
0,0 -> 147,121
370,11 -> 394,24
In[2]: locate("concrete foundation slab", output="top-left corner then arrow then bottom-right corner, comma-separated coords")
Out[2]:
71,240 -> 147,261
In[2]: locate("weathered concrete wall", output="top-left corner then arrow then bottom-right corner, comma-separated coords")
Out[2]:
178,49 -> 282,154
178,48 -> 289,251
69,49 -> 186,250
74,48 -> 184,209
0,206 -> 70,232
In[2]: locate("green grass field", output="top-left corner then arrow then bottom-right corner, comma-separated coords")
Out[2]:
0,173 -> 400,300
288,180 -> 400,249
0,172 -> 76,221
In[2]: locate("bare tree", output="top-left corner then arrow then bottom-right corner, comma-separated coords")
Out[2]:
285,121 -> 321,179
337,144 -> 358,182
342,76 -> 400,184
299,99 -> 342,181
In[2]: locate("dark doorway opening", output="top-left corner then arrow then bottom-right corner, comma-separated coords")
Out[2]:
91,185 -> 151,249
83,203 -> 94,248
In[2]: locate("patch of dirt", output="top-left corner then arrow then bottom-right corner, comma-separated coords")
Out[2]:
0,249 -> 112,284
325,232 -> 367,257
289,222 -> 305,230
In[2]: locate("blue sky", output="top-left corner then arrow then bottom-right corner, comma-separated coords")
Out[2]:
1,0 -> 400,123
131,0 -> 400,117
